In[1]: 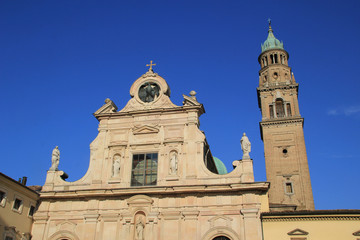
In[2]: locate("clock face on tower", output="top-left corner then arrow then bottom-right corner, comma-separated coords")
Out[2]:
138,82 -> 160,103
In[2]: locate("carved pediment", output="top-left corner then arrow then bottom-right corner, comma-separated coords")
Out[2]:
57,221 -> 77,231
94,98 -> 118,115
208,215 -> 233,228
133,125 -> 159,135
287,228 -> 309,236
127,195 -> 154,206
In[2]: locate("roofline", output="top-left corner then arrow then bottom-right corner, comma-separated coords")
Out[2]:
261,209 -> 360,217
0,172 -> 40,196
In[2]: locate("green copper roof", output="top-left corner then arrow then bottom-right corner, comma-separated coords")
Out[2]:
261,21 -> 284,53
213,156 -> 228,175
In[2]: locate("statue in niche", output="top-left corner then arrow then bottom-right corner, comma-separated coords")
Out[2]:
169,151 -> 178,175
240,133 -> 251,159
49,146 -> 60,171
112,155 -> 121,177
135,217 -> 144,240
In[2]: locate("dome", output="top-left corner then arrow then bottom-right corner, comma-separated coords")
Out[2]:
213,156 -> 228,175
261,23 -> 284,53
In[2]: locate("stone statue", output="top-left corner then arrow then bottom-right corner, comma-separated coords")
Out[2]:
240,133 -> 251,159
50,146 -> 60,171
112,155 -> 121,177
135,217 -> 144,240
169,151 -> 178,175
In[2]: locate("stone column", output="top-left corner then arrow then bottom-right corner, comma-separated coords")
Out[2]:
181,211 -> 199,240
121,216 -> 132,240
83,213 -> 99,240
240,208 -> 261,240
31,215 -> 49,240
272,103 -> 277,118
147,212 -> 159,240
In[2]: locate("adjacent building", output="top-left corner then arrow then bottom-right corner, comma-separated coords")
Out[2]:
0,173 -> 39,240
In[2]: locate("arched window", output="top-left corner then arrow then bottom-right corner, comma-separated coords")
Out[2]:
275,98 -> 285,118
286,103 -> 292,116
274,54 -> 278,63
269,105 -> 274,119
213,236 -> 231,240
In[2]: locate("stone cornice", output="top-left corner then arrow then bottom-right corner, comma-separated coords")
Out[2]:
260,117 -> 303,127
261,210 -> 360,221
262,215 -> 360,222
257,83 -> 298,92
94,104 -> 205,121
39,182 -> 269,200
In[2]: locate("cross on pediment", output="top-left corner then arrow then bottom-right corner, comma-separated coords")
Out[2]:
146,60 -> 156,71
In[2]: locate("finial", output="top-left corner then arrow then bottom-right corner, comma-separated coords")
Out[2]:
146,60 -> 156,72
268,18 -> 273,32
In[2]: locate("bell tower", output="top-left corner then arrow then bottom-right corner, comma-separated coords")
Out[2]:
257,21 -> 314,211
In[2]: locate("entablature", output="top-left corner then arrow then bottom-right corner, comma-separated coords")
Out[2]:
257,83 -> 298,93
94,104 -> 205,121
260,117 -> 303,127
39,182 -> 270,200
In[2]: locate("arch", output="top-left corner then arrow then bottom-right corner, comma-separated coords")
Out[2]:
275,98 -> 285,118
48,230 -> 80,240
201,227 -> 240,240
213,236 -> 231,240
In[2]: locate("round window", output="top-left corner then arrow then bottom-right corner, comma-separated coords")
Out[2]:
138,82 -> 160,103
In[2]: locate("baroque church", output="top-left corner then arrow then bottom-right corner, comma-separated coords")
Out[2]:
28,23 -> 360,240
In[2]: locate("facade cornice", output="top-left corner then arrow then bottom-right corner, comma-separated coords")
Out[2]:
257,83 -> 298,92
260,117 -> 303,126
261,210 -> 360,221
94,104 -> 205,121
39,182 -> 269,200
261,215 -> 360,222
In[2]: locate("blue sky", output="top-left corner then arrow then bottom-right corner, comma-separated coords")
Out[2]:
0,1 -> 359,210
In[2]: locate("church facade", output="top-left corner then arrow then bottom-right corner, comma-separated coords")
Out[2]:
32,62 -> 269,239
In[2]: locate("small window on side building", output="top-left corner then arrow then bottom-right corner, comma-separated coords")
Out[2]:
0,190 -> 6,207
29,205 -> 36,217
12,198 -> 23,213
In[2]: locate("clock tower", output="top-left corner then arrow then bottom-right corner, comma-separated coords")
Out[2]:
257,21 -> 314,211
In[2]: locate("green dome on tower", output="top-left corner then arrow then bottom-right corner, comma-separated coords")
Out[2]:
213,156 -> 228,175
261,20 -> 284,53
